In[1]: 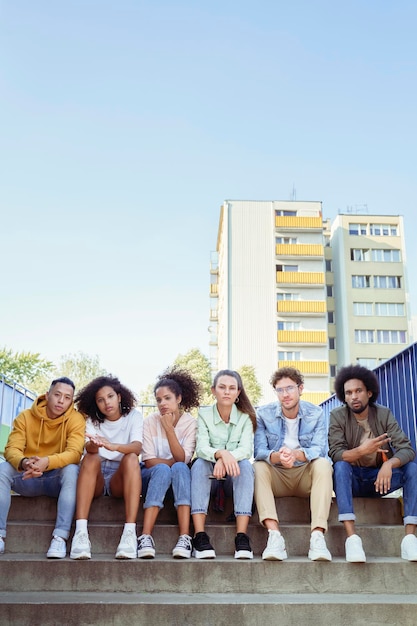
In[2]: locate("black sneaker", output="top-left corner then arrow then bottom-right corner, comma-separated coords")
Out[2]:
192,532 -> 216,559
234,533 -> 253,559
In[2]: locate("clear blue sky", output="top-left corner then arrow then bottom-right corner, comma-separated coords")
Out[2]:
1,1 -> 417,395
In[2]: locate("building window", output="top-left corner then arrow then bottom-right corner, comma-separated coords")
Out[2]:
325,260 -> 332,271
353,302 -> 373,315
327,286 -> 333,297
330,365 -> 337,377
375,302 -> 405,316
371,249 -> 401,262
278,351 -> 301,360
357,358 -> 378,369
276,237 -> 297,244
276,210 -> 297,217
277,264 -> 298,272
329,337 -> 336,349
328,312 -> 334,323
351,248 -> 370,261
373,275 -> 401,289
352,275 -> 371,288
278,321 -> 300,331
349,223 -> 367,236
355,330 -> 375,343
370,223 -> 398,236
376,330 -> 407,344
277,292 -> 299,301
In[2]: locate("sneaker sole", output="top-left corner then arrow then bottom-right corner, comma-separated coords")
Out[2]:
137,550 -> 155,559
70,552 -> 91,560
308,551 -> 332,562
47,553 -> 66,559
116,550 -> 137,559
234,550 -> 253,559
346,556 -> 366,563
262,552 -> 287,561
172,549 -> 191,559
192,549 -> 216,559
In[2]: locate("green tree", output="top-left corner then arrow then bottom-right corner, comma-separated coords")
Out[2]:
237,364 -> 262,406
55,352 -> 108,392
0,347 -> 54,392
174,348 -> 213,406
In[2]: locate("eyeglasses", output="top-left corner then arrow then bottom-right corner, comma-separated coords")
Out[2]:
274,385 -> 299,395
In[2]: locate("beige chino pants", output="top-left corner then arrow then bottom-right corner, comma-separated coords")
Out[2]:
254,458 -> 333,532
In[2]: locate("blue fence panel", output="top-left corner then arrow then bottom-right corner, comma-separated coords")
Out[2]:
0,376 -> 36,455
321,343 -> 417,452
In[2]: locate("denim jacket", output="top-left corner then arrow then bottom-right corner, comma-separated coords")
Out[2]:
254,400 -> 327,466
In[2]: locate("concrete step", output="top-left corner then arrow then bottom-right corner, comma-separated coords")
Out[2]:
1,591 -> 417,626
0,555 -> 416,594
7,492 -> 403,525
2,520 -> 408,557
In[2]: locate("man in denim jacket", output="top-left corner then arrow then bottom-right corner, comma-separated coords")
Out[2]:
254,367 -> 333,561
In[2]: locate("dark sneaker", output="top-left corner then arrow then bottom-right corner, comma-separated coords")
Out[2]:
137,534 -> 156,559
192,532 -> 216,559
234,532 -> 253,559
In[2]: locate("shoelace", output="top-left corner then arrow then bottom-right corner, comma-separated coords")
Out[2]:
176,536 -> 191,548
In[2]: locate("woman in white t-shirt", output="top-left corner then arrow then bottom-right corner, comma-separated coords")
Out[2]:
137,367 -> 201,560
69,376 -> 143,560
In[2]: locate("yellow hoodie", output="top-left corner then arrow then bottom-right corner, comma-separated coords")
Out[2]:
5,394 -> 85,471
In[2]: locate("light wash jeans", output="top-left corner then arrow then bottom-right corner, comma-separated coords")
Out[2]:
141,462 -> 191,509
333,460 -> 417,525
191,458 -> 254,517
0,461 -> 80,539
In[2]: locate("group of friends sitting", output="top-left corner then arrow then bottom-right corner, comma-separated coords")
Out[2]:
1,363 -> 417,564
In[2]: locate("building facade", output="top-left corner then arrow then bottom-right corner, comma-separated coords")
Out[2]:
210,202 -> 411,404
210,200 -> 334,403
331,214 -> 410,369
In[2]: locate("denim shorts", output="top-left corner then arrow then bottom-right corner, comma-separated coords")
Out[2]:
101,459 -> 120,496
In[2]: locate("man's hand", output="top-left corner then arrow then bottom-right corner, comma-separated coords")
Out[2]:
375,462 -> 393,494
360,433 -> 391,457
22,456 -> 49,479
279,446 -> 296,468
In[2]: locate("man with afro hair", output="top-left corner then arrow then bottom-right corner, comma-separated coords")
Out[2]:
329,364 -> 417,562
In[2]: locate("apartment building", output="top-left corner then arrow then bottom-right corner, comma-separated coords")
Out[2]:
331,214 -> 410,369
210,200 -> 334,403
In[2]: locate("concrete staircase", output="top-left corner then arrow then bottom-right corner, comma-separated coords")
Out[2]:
1,493 -> 416,625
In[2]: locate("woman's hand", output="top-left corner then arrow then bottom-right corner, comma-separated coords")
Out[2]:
215,450 -> 240,477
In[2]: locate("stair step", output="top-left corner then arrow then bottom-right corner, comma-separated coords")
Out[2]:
1,591 -> 416,626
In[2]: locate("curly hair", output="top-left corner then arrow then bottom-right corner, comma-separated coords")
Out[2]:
75,375 -> 137,424
270,367 -> 304,389
153,365 -> 201,412
212,369 -> 257,432
334,365 -> 380,405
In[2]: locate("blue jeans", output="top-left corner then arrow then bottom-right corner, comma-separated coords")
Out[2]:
333,460 -> 417,525
0,461 -> 80,539
141,462 -> 191,509
191,458 -> 254,517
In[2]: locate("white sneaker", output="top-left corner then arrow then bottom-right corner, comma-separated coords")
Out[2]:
137,534 -> 156,559
70,530 -> 91,560
116,529 -> 137,559
47,535 -> 66,559
401,534 -> 417,561
345,534 -> 366,563
262,529 -> 288,561
308,530 -> 332,561
172,534 -> 192,559
0,536 -> 4,555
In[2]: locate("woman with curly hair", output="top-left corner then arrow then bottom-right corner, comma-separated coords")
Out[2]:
191,369 -> 257,560
69,376 -> 142,560
137,367 -> 201,560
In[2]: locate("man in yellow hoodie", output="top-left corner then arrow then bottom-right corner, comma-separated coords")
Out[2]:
0,377 -> 85,558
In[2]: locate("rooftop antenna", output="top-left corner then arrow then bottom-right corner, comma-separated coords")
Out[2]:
290,185 -> 296,201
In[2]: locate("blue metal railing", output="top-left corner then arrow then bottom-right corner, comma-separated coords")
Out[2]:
0,376 -> 36,455
320,343 -> 417,452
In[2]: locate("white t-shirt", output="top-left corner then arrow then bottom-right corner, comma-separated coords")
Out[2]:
85,408 -> 143,462
283,416 -> 301,451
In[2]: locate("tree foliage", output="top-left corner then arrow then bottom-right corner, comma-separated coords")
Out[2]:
237,364 -> 262,406
53,352 -> 108,393
0,347 -> 54,392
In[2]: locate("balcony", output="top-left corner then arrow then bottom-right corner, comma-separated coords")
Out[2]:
275,243 -> 324,258
278,360 -> 329,374
276,271 -> 325,286
277,301 -> 326,315
277,330 -> 327,345
275,216 -> 323,230
302,391 -> 331,404
210,284 -> 218,296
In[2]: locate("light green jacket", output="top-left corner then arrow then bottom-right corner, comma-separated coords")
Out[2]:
195,403 -> 254,463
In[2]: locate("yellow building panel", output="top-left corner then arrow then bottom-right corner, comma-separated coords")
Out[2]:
278,360 -> 329,374
276,243 -> 324,256
278,330 -> 327,343
302,391 -> 331,404
277,301 -> 326,313
275,216 -> 323,229
210,284 -> 218,295
277,271 -> 325,285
